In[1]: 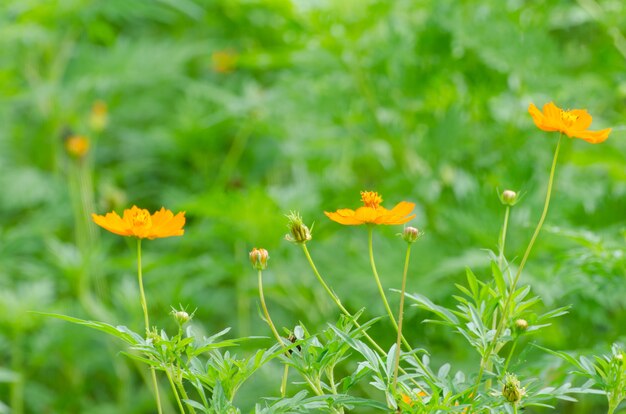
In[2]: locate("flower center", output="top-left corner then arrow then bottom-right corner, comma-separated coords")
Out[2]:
131,208 -> 152,229
361,191 -> 383,208
560,110 -> 579,127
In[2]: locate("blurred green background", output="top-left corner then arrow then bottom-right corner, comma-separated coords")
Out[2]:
1,0 -> 625,412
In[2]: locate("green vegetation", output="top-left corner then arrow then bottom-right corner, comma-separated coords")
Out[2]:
1,0 -> 625,412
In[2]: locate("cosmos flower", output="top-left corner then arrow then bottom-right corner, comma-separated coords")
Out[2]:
325,191 -> 415,226
92,205 -> 185,239
528,102 -> 610,144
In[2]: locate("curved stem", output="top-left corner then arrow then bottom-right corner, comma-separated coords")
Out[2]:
393,244 -> 412,390
301,243 -> 434,391
136,239 -> 163,414
475,134 -> 562,392
258,268 -> 289,397
367,227 -> 398,330
258,270 -> 284,346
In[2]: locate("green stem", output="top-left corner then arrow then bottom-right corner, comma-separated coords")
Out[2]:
503,339 -> 518,374
498,205 -> 511,273
176,378 -> 196,414
367,227 -> 412,352
475,134 -> 562,392
393,244 -> 412,390
368,227 -> 398,330
257,270 -> 285,346
280,365 -> 289,397
137,239 -> 163,414
301,243 -> 434,392
166,370 -> 186,414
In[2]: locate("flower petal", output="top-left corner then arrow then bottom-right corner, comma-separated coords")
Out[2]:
150,211 -> 186,238
92,211 -> 133,236
572,128 -> 611,144
529,103 -> 558,132
324,209 -> 363,225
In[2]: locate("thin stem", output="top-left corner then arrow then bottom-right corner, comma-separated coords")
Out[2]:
475,134 -> 563,392
498,206 -> 511,272
301,243 -> 434,391
393,243 -> 412,390
166,370 -> 186,414
367,227 -> 412,350
280,365 -> 289,397
137,239 -> 150,333
508,134 -> 562,304
367,227 -> 398,330
137,239 -> 163,414
176,379 -> 196,414
513,403 -> 518,414
503,339 -> 518,374
257,270 -> 285,346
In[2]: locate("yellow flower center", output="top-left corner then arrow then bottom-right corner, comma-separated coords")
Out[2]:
131,208 -> 152,229
560,110 -> 579,127
361,191 -> 383,208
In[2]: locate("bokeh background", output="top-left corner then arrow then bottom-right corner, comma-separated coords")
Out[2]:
1,0 -> 626,412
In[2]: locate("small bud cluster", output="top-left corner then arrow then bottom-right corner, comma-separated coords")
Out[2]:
285,212 -> 312,244
249,248 -> 269,270
502,372 -> 525,404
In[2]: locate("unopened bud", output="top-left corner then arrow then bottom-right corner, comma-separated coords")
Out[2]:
502,373 -> 525,404
500,190 -> 518,206
285,212 -> 312,244
65,135 -> 90,158
514,319 -> 528,332
402,227 -> 421,243
173,310 -> 190,325
249,248 -> 269,270
615,353 -> 624,366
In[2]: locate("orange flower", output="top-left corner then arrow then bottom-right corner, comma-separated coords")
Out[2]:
325,191 -> 415,225
65,135 -> 90,158
92,206 -> 185,239
528,102 -> 611,144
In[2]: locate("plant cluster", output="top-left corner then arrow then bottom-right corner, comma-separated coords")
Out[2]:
34,102 -> 626,413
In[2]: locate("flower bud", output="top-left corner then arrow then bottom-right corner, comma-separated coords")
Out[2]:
249,248 -> 269,270
615,353 -> 623,366
402,226 -> 421,243
65,135 -> 90,159
502,373 -> 525,404
514,319 -> 528,333
173,310 -> 190,326
285,212 -> 312,244
500,190 -> 518,206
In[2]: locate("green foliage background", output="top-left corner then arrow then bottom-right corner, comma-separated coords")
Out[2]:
1,0 -> 625,412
